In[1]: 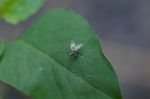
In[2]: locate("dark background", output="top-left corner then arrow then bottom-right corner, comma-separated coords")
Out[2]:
0,0 -> 150,99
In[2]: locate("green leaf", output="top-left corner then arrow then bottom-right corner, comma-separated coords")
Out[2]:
0,0 -> 45,24
0,9 -> 122,99
0,40 -> 5,57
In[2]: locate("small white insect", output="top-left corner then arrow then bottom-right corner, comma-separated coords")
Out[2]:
69,40 -> 83,56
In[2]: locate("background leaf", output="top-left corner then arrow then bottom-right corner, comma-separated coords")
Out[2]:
0,0 -> 45,24
0,9 -> 122,99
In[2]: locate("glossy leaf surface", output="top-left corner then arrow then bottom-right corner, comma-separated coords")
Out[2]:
0,9 -> 122,99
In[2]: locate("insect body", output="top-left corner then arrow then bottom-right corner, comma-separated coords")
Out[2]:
69,40 -> 83,56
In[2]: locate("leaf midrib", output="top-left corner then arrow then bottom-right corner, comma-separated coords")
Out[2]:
17,39 -> 113,99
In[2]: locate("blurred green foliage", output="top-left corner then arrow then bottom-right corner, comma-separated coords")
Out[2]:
0,0 -> 45,24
